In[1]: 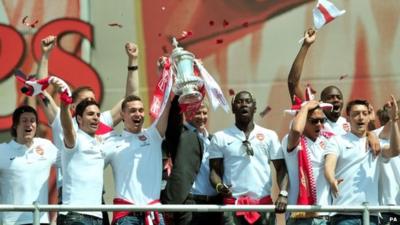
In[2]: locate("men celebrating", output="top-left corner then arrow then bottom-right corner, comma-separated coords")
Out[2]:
209,91 -> 288,225
282,100 -> 333,225
0,106 -> 58,224
324,96 -> 400,225
104,94 -> 170,225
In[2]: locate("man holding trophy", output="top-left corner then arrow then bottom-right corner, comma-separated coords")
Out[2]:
158,38 -> 229,225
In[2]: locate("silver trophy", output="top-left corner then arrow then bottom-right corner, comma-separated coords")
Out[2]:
170,37 -> 204,104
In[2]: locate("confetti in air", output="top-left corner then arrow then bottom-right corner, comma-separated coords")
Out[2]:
259,106 -> 272,118
108,23 -> 123,28
228,89 -> 235,96
177,30 -> 193,41
216,39 -> 224,44
22,16 -> 39,28
339,74 -> 349,80
223,20 -> 229,28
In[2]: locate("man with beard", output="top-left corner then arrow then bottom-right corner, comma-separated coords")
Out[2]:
103,94 -> 170,225
0,105 -> 58,225
324,96 -> 400,225
58,98 -> 106,225
209,91 -> 288,225
282,100 -> 333,225
287,28 -> 349,135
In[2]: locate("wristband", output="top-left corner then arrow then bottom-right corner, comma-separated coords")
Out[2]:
215,183 -> 224,193
128,65 -> 138,71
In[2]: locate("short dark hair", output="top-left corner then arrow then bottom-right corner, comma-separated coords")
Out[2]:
75,99 -> 99,124
11,105 -> 38,137
231,90 -> 256,107
121,95 -> 142,111
320,85 -> 343,100
72,86 -> 94,103
377,107 -> 390,126
346,99 -> 369,116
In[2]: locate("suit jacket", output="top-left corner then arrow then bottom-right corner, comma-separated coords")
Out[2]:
161,96 -> 204,204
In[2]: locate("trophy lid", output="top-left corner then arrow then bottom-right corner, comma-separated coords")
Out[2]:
170,37 -> 195,59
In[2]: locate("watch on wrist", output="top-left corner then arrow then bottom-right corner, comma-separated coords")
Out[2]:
279,190 -> 288,198
128,65 -> 138,71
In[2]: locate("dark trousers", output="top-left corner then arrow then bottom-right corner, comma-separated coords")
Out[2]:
189,194 -> 223,225
330,214 -> 379,225
57,212 -> 103,225
170,194 -> 223,225
223,211 -> 275,225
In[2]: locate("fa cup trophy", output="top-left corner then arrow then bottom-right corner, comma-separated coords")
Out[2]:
170,37 -> 204,104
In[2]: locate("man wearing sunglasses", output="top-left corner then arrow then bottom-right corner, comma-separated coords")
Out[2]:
325,97 -> 400,225
209,91 -> 289,225
282,100 -> 333,225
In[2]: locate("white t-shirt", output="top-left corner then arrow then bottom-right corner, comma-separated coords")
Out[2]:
378,139 -> 400,213
0,138 -> 58,225
281,135 -> 331,213
323,116 -> 350,136
184,123 -> 218,196
104,126 -> 163,205
324,132 -> 385,215
208,124 -> 283,199
61,129 -> 107,218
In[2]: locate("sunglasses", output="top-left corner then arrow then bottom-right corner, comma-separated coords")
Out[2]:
242,140 -> 254,156
308,117 -> 327,125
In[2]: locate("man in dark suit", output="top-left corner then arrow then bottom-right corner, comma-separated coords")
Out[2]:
161,95 -> 205,225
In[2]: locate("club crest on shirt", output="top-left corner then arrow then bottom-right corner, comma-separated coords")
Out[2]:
256,133 -> 264,141
35,146 -> 44,155
319,140 -> 326,150
138,135 -> 147,141
343,123 -> 350,132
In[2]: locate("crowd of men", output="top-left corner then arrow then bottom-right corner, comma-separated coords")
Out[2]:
0,28 -> 399,225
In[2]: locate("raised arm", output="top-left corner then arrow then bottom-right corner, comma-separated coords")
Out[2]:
287,100 -> 320,151
109,42 -> 140,126
36,35 -> 59,124
156,95 -> 172,138
382,95 -> 400,158
288,28 -> 316,104
52,80 -> 76,148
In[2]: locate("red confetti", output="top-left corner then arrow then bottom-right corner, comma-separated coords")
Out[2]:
177,30 -> 193,41
158,33 -> 162,37
108,23 -> 123,28
216,39 -> 224,44
242,22 -> 249,27
259,106 -> 272,118
223,20 -> 229,28
307,83 -> 317,94
228,89 -> 235,96
209,20 -> 215,26
161,45 -> 168,54
22,16 -> 39,28
339,74 -> 349,80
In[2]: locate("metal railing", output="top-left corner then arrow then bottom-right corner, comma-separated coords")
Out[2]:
1,204 -> 400,225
